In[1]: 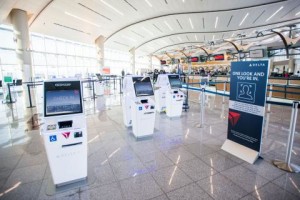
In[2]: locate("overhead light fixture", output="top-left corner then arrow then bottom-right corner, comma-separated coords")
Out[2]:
142,27 -> 154,35
189,18 -> 194,29
215,16 -> 218,29
195,35 -> 198,41
212,35 -> 215,41
145,0 -> 152,7
164,21 -> 173,31
100,0 -> 124,16
231,33 -> 234,37
177,36 -> 182,42
296,11 -> 300,16
239,13 -> 249,26
65,12 -> 101,27
183,0 -> 185,2
121,35 -> 137,42
266,6 -> 283,22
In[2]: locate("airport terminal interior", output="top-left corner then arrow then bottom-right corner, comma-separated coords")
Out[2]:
0,0 -> 300,199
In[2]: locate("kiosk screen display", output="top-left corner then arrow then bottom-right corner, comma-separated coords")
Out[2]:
133,77 -> 154,97
44,81 -> 83,116
168,75 -> 182,89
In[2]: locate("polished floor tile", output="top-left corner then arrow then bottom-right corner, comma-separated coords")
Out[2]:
197,173 -> 248,200
119,173 -> 163,200
0,89 -> 299,199
151,165 -> 193,193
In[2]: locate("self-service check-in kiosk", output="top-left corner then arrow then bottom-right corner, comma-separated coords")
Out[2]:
41,79 -> 87,186
122,76 -> 156,138
155,74 -> 184,117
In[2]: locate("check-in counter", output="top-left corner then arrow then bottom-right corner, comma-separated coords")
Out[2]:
215,76 -> 230,92
267,77 -> 300,100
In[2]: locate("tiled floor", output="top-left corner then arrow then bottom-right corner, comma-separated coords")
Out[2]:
0,85 -> 300,200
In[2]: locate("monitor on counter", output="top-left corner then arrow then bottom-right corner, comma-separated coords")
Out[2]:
168,75 -> 182,89
44,80 -> 83,117
133,77 -> 154,97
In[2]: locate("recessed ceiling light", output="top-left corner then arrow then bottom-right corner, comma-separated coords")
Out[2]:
122,35 -> 137,42
145,0 -> 152,7
231,33 -> 234,37
195,35 -> 198,41
100,0 -> 124,16
215,16 -> 218,29
212,35 -> 215,41
182,0 -> 185,2
142,27 -> 154,36
296,11 -> 300,16
164,21 -> 173,31
239,13 -> 249,26
266,6 -> 283,22
177,36 -> 182,42
65,12 -> 101,27
189,18 -> 194,29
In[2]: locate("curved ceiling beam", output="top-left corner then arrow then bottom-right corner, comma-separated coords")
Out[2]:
135,18 -> 300,51
197,47 -> 210,56
270,30 -> 290,58
152,42 -> 204,55
29,0 -> 55,27
106,0 -> 287,41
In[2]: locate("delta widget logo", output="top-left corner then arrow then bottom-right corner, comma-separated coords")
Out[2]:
228,111 -> 240,126
62,132 -> 71,139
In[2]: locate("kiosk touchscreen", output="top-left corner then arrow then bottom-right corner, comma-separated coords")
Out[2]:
155,74 -> 184,117
122,76 -> 156,138
41,79 -> 87,186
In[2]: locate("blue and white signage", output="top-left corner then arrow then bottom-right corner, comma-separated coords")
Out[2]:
228,61 -> 269,152
222,60 -> 269,163
49,135 -> 57,142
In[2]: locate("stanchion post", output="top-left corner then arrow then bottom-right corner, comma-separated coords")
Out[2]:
267,84 -> 273,113
222,81 -> 226,104
200,87 -> 205,128
92,80 -> 96,100
273,101 -> 300,173
27,84 -> 34,108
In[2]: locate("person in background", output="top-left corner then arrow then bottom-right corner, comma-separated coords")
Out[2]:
297,71 -> 300,77
284,71 -> 289,78
121,69 -> 125,77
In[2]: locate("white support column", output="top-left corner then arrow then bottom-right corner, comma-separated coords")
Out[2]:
130,47 -> 135,75
10,9 -> 34,108
149,54 -> 153,71
95,35 -> 105,73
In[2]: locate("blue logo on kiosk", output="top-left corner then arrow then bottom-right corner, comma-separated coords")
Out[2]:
139,106 -> 142,111
49,135 -> 57,142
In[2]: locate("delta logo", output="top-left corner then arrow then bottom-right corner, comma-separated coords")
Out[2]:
145,105 -> 149,109
228,111 -> 240,126
62,132 -> 71,139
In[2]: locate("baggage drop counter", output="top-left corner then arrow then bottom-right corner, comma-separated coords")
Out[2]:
41,79 -> 87,186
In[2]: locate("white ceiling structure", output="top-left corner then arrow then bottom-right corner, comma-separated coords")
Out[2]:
1,0 -> 300,58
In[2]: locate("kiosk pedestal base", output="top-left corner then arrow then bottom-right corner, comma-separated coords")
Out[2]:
221,139 -> 259,164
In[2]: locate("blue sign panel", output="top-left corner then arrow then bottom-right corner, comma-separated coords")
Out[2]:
49,135 -> 57,142
139,106 -> 142,111
227,61 -> 269,152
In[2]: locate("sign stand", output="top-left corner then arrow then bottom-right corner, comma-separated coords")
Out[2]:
221,60 -> 269,164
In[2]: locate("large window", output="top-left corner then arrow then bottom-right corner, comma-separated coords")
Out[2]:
0,24 -> 157,81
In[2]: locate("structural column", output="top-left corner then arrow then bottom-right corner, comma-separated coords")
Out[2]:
148,54 -> 153,71
95,35 -> 105,73
129,47 -> 135,75
10,9 -> 34,108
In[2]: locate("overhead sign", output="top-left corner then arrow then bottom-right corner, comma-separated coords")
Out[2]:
222,60 -> 269,164
250,49 -> 264,58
